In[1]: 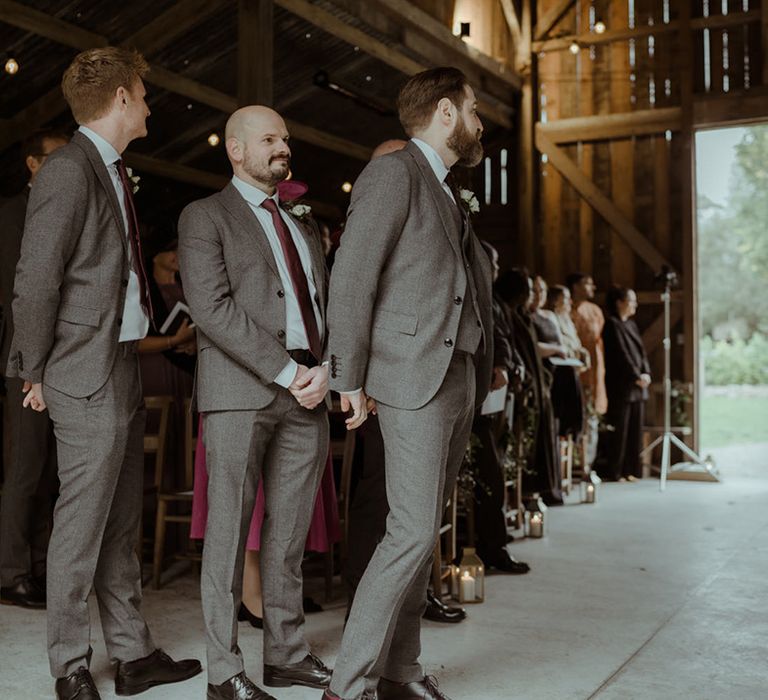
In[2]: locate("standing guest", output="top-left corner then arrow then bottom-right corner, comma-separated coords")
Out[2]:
343,138 -> 470,626
567,272 -> 607,415
597,286 -> 651,482
178,105 -> 332,700
326,67 -> 493,700
545,285 -> 591,369
6,47 -> 201,700
496,269 -> 563,506
0,129 -> 67,610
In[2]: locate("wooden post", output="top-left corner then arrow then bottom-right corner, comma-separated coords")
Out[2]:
238,0 -> 274,106
518,0 -> 536,269
578,0 -> 594,275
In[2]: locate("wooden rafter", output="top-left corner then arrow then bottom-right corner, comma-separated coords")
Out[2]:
0,0 -> 370,161
533,0 -> 575,41
275,0 -> 515,128
535,130 -> 671,273
533,9 -> 761,53
537,108 -> 681,143
238,0 -> 274,106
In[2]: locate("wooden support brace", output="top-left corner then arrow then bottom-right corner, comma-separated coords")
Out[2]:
533,0 -> 576,41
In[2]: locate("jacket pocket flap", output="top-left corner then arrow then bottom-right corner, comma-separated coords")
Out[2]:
373,309 -> 418,336
57,302 -> 101,328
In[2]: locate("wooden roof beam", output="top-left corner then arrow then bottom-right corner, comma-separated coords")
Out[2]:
537,108 -> 682,143
533,0 -> 575,41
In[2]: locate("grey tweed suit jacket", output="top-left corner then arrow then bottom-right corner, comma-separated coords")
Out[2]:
178,182 -> 329,412
7,132 -> 132,398
326,140 -> 493,410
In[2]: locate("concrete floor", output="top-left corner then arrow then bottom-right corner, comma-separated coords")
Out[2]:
1,442 -> 767,700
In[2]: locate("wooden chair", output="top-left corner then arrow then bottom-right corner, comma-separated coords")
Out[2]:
431,485 -> 458,600
559,435 -> 574,495
152,398 -> 198,589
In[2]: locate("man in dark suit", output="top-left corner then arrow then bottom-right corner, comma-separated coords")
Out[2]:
325,67 -> 494,700
7,47 -> 200,700
0,129 -> 67,610
179,105 -> 333,700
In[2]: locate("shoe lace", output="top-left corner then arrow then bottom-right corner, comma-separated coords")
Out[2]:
72,668 -> 97,693
308,652 -> 331,673
424,675 -> 449,699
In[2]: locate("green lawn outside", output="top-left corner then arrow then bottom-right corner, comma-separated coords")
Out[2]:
700,395 -> 768,448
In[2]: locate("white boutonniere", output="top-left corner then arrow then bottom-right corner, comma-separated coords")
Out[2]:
286,202 -> 312,221
459,188 -> 479,215
126,167 -> 141,194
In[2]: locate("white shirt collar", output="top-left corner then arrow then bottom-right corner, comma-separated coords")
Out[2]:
411,137 -> 450,185
78,125 -> 121,166
232,175 -> 279,208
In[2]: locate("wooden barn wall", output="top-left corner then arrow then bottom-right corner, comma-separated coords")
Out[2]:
531,0 -> 767,439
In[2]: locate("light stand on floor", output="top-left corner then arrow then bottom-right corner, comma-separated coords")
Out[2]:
639,268 -> 720,491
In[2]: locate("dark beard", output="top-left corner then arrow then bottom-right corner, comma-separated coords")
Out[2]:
243,151 -> 291,186
447,115 -> 483,167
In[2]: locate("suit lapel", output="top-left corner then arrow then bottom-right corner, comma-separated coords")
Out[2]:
219,183 -> 280,279
405,141 -> 462,259
70,132 -> 128,255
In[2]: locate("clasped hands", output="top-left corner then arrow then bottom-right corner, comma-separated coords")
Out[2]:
22,381 -> 46,412
635,373 -> 652,389
288,364 -> 329,410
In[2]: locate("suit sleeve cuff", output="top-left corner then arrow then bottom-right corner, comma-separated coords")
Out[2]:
273,359 -> 299,388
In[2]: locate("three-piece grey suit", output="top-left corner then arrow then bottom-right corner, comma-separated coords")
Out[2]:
6,131 -> 154,676
326,140 -> 493,697
178,182 -> 329,684
0,188 -> 58,588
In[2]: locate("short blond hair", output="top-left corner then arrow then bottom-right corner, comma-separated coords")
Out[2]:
62,47 -> 148,124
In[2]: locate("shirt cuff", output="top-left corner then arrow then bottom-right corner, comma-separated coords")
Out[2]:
339,388 -> 363,396
274,359 -> 299,388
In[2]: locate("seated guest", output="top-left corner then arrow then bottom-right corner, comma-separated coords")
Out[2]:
0,129 -> 67,609
496,269 -> 563,505
530,276 -> 583,439
545,285 -> 591,369
596,286 -> 651,482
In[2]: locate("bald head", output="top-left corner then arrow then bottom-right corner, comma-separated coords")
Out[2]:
225,105 -> 291,193
371,139 -> 407,160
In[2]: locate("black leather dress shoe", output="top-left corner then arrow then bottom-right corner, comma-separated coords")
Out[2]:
263,652 -> 332,689
208,672 -> 276,699
55,667 -> 100,700
114,648 -> 201,695
485,550 -> 531,574
379,676 -> 451,700
238,602 -> 263,629
0,574 -> 46,608
423,591 -> 466,623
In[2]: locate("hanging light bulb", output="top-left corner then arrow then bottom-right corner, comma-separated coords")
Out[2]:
5,56 -> 19,75
569,41 -> 580,55
207,133 -> 220,147
341,181 -> 352,193
594,19 -> 606,34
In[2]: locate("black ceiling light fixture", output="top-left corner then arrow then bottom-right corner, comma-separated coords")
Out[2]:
313,70 -> 395,117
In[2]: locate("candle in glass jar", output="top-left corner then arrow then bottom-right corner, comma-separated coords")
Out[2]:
460,571 -> 476,601
529,513 -> 543,537
585,484 -> 595,503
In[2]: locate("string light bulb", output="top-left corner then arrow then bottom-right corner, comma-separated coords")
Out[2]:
569,41 -> 580,55
5,56 -> 19,75
341,181 -> 352,193
594,19 -> 606,34
207,133 -> 220,147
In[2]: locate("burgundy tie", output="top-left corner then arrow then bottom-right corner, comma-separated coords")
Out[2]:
261,198 -> 322,360
115,159 -> 154,325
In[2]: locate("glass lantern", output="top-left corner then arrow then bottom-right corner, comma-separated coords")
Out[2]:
451,548 -> 485,604
581,470 -> 601,504
525,496 -> 548,538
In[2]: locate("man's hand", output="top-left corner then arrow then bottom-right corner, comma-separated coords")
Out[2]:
340,390 -> 374,430
290,364 -> 328,409
22,381 -> 46,412
636,373 -> 651,389
491,366 -> 508,391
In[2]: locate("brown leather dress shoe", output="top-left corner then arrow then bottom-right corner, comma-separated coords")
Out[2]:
55,667 -> 100,700
114,648 -> 201,695
0,574 -> 46,609
208,672 -> 276,699
379,675 -> 452,700
263,652 -> 331,689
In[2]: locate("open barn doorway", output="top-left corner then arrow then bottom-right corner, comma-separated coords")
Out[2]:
695,125 -> 768,456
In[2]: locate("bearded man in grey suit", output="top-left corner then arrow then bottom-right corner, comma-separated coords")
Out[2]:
7,48 -> 201,700
325,67 -> 494,700
178,106 -> 333,700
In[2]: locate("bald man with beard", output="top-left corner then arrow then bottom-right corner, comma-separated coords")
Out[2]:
179,106 -> 332,700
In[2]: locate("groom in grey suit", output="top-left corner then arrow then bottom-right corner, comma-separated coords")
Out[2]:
325,68 -> 494,700
7,47 -> 200,700
178,106 -> 332,700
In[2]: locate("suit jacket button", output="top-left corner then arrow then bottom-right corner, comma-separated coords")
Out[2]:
331,371 -> 337,378
454,296 -> 462,305
444,338 -> 453,347
277,290 -> 285,298
277,329 -> 285,339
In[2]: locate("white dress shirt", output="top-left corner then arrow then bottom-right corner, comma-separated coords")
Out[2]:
231,175 -> 323,388
78,126 -> 149,342
411,137 -> 456,203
